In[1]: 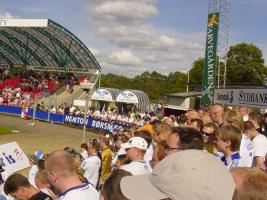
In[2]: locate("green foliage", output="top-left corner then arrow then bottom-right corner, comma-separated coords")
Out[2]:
188,43 -> 267,86
100,43 -> 267,102
226,43 -> 267,85
101,71 -> 187,102
189,58 -> 204,85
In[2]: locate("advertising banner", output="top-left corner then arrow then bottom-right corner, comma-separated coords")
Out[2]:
64,115 -> 130,132
0,142 -> 30,175
201,12 -> 220,106
214,89 -> 267,108
0,106 -> 132,133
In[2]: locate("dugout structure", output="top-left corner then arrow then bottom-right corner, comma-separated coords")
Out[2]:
0,19 -> 101,85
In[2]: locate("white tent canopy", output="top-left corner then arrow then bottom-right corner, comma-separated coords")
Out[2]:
116,90 -> 150,112
91,88 -> 121,102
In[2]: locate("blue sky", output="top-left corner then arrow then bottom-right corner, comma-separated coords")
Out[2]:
0,0 -> 266,77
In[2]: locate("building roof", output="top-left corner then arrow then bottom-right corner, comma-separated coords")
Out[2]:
166,91 -> 201,98
0,19 -> 101,74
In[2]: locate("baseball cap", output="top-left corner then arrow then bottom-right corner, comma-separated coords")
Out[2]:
121,150 -> 235,200
121,137 -> 148,150
30,150 -> 44,164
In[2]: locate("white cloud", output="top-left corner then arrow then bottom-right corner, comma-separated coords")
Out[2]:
109,50 -> 142,66
0,11 -> 16,18
158,35 -> 180,48
92,1 -> 158,23
88,47 -> 101,56
77,0 -> 205,76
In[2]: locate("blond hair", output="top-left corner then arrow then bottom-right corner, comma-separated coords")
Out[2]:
153,122 -> 171,136
232,167 -> 267,200
216,125 -> 242,152
223,109 -> 244,131
45,150 -> 77,177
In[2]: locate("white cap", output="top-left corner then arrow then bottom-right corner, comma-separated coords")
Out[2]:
121,137 -> 148,150
121,150 -> 235,200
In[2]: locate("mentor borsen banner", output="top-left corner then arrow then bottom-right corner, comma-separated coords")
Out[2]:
214,89 -> 267,108
0,142 -> 30,174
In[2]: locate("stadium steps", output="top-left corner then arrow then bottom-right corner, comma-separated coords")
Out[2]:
38,85 -> 83,107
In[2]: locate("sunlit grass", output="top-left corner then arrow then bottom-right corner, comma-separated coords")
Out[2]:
0,126 -> 13,135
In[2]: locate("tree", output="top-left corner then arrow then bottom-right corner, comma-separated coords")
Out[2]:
189,58 -> 204,85
100,70 -> 187,102
226,43 -> 267,85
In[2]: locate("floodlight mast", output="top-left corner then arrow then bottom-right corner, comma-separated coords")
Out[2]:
81,81 -> 94,143
208,0 -> 231,89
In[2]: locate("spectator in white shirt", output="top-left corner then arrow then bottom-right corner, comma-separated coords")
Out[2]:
120,137 -> 150,175
45,150 -> 99,200
81,140 -> 101,188
244,121 -> 267,171
223,109 -> 253,167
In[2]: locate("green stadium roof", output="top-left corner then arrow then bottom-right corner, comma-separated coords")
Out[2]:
0,19 -> 101,74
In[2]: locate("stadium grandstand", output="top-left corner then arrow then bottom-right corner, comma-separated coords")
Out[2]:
0,18 -> 101,106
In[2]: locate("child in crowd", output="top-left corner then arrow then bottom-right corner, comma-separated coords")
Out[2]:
215,125 -> 242,169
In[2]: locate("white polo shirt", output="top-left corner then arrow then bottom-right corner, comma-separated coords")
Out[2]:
58,183 -> 99,200
120,160 -> 151,175
81,156 -> 101,187
239,134 -> 253,167
252,134 -> 267,166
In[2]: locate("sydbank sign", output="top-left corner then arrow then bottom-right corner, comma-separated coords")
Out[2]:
201,12 -> 220,106
214,89 -> 267,108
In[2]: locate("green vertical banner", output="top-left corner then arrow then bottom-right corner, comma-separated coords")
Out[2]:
201,12 -> 219,106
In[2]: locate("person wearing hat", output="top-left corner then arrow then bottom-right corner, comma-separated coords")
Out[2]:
120,137 -> 151,175
28,151 -> 44,188
120,150 -> 235,200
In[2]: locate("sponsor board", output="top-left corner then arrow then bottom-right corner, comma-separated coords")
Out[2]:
214,89 -> 267,108
64,115 -> 128,132
201,12 -> 220,105
0,142 -> 30,174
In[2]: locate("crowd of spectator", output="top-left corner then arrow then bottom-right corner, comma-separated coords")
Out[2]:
0,72 -> 79,107
1,104 -> 267,200
38,102 -> 158,127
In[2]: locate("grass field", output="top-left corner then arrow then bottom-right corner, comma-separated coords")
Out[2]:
0,126 -> 13,135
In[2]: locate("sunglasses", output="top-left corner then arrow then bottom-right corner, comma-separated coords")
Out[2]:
201,131 -> 214,137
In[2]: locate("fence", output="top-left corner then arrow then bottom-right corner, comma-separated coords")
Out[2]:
0,105 -> 130,132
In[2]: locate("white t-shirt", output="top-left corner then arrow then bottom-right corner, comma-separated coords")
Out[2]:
58,183 -> 99,200
238,134 -> 254,167
28,165 -> 38,188
252,134 -> 267,166
144,145 -> 153,171
80,150 -> 88,160
120,160 -> 151,175
81,156 -> 101,187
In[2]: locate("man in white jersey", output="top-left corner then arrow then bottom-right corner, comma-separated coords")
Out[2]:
120,137 -> 151,175
45,150 -> 99,200
244,121 -> 267,170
